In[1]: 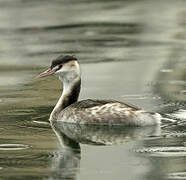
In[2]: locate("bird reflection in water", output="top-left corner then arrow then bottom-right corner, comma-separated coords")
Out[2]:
49,122 -> 81,180
49,121 -> 160,180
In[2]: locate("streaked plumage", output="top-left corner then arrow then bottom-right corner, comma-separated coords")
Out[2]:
36,55 -> 161,126
57,99 -> 161,126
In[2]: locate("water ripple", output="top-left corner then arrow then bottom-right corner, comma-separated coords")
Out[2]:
167,172 -> 186,180
136,147 -> 186,157
0,144 -> 30,151
1,22 -> 142,34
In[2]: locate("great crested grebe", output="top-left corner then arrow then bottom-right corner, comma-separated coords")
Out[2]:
36,55 -> 161,126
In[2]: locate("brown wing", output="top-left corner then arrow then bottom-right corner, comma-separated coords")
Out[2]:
59,99 -> 145,125
68,99 -> 142,110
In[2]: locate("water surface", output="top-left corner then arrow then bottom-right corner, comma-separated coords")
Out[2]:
0,0 -> 186,179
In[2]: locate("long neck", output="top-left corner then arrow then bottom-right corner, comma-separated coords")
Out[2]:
50,77 -> 81,121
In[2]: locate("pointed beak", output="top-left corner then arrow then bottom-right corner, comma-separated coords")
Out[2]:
35,68 -> 56,79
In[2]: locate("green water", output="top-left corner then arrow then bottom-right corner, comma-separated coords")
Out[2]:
0,0 -> 186,179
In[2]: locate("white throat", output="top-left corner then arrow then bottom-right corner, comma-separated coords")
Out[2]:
49,61 -> 81,121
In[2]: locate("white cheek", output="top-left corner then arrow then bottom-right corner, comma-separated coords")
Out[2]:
55,67 -> 68,76
57,65 -> 71,74
56,69 -> 78,82
54,61 -> 80,82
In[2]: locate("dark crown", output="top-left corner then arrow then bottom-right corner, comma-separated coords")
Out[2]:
51,55 -> 77,69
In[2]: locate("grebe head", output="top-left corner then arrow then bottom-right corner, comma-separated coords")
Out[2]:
36,55 -> 81,120
36,55 -> 80,83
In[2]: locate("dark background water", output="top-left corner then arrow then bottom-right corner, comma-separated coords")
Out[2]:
0,0 -> 186,179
